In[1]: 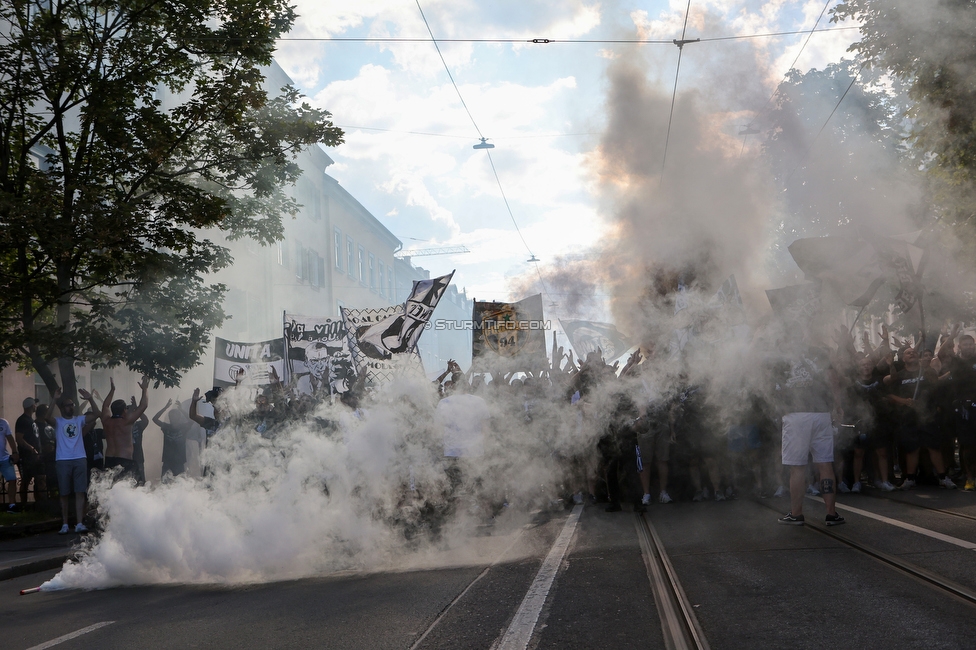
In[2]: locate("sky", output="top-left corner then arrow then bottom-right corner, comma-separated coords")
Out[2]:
272,0 -> 861,315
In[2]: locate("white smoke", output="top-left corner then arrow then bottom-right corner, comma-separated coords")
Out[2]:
42,368 -> 605,590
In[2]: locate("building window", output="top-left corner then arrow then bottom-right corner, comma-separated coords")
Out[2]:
334,228 -> 342,271
368,253 -> 376,291
387,268 -> 394,302
315,255 -> 326,289
378,260 -> 385,297
276,241 -> 286,267
310,192 -> 321,221
298,248 -> 324,288
358,246 -> 366,283
347,237 -> 355,278
295,243 -> 306,281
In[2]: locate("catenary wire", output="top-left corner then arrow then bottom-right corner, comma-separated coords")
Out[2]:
749,0 -> 837,130
272,26 -> 858,43
336,125 -> 598,140
783,64 -> 864,187
413,1 -> 553,303
738,0 -> 838,159
415,0 -> 484,139
660,0 -> 694,184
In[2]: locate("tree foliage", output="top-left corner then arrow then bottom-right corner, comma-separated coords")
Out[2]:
0,0 -> 342,396
760,59 -> 920,281
833,0 -> 976,247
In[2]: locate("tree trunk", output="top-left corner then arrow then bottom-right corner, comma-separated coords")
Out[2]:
28,344 -> 60,399
55,267 -> 77,403
21,245 -> 61,399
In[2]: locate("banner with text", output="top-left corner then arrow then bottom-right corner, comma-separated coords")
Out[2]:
340,306 -> 425,386
283,313 -> 355,395
213,337 -> 286,388
472,294 -> 547,369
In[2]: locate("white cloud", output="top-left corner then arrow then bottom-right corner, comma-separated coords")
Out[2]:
271,0 -> 863,307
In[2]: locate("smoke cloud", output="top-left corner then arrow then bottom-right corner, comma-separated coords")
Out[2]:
43,370 -> 602,589
42,4 -> 976,592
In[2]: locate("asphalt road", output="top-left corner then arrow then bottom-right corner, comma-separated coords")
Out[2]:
4,488 -> 976,649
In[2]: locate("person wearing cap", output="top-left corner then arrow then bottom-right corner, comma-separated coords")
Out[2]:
0,416 -> 20,507
15,397 -> 46,506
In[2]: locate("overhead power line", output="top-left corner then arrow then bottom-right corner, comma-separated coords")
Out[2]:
783,63 -> 865,187
414,0 -> 485,139
660,0 -> 696,184
274,25 -> 857,44
336,125 -> 598,140
746,0 -> 837,136
395,245 -> 471,258
412,1 -> 553,303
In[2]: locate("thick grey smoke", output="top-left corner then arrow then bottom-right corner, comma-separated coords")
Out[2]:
42,366 -> 603,589
43,4 -> 976,591
592,56 -> 775,342
507,254 -> 603,319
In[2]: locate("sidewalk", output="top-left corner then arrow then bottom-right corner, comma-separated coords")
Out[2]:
0,525 -> 78,581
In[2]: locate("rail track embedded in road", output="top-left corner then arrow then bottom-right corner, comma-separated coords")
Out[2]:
754,498 -> 976,610
635,512 -> 710,650
861,489 -> 976,523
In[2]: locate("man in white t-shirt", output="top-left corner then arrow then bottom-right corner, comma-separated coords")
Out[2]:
0,419 -> 20,508
44,388 -> 100,534
437,388 -> 490,459
436,381 -> 491,510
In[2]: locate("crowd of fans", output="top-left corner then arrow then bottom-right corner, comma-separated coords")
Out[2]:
0,319 -> 973,534
423,320 -> 976,524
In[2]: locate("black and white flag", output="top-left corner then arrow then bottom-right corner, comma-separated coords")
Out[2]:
357,271 -> 455,356
765,283 -> 822,326
341,305 -> 423,386
283,313 -> 356,395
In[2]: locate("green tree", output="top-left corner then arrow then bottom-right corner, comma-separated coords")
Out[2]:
833,0 -> 976,251
0,0 -> 342,398
760,59 -> 920,280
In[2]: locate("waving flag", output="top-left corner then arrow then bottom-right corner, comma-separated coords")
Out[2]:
560,320 -> 632,362
357,272 -> 454,356
472,294 -> 548,366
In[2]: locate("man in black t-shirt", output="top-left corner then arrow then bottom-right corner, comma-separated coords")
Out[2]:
884,346 -> 954,489
152,399 -> 188,478
943,334 -> 976,489
15,398 -> 46,505
842,356 -> 894,491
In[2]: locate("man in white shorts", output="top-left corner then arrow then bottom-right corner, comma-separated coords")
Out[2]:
776,340 -> 845,526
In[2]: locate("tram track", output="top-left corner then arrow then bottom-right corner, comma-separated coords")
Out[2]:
635,512 -> 710,650
860,488 -> 976,523
754,498 -> 976,609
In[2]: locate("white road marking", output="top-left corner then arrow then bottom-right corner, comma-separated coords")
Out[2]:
409,526 -> 528,650
809,496 -> 976,550
26,621 -> 115,650
493,505 -> 583,650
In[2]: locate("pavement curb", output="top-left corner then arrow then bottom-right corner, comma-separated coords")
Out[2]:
0,520 -> 64,540
0,552 -> 72,582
